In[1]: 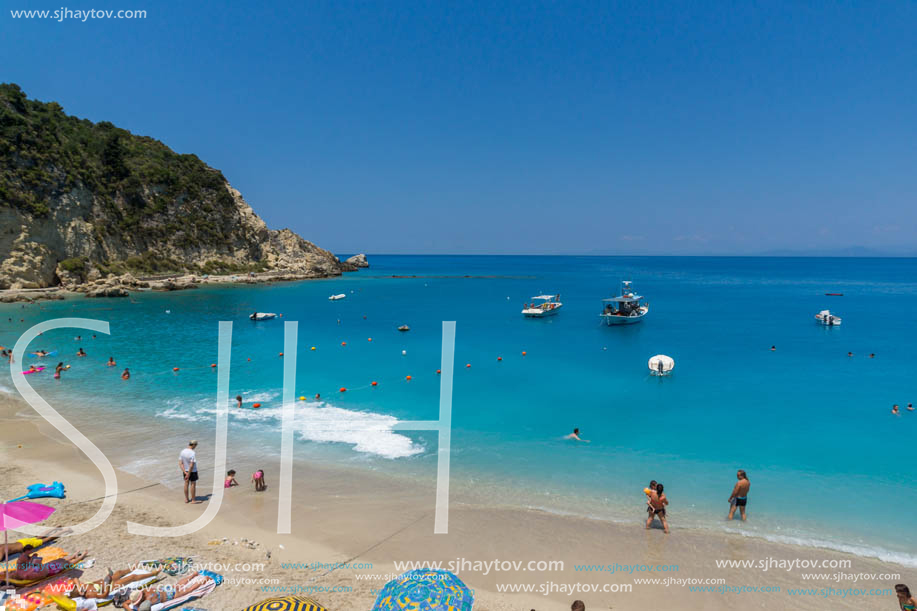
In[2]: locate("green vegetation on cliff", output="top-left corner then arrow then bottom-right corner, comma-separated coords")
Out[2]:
0,82 -> 237,245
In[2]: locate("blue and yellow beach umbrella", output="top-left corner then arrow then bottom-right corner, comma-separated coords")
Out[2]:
371,569 -> 473,611
243,594 -> 328,611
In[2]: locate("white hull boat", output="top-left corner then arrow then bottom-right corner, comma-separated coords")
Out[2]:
329,294 -> 346,301
815,309 -> 842,326
600,281 -> 649,326
250,312 -> 277,321
522,294 -> 563,317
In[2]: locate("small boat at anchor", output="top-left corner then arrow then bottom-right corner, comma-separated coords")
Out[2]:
328,294 -> 346,301
815,310 -> 842,326
600,281 -> 649,326
249,312 -> 277,321
522,294 -> 563,318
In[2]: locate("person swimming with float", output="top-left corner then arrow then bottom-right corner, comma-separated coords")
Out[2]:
77,347 -> 86,357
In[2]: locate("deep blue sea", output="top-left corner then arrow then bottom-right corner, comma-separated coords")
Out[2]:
2,256 -> 916,565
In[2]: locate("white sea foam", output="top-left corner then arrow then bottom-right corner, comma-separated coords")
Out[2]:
154,395 -> 422,460
292,403 -> 423,460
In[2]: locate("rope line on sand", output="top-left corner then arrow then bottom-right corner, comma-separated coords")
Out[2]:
313,511 -> 430,578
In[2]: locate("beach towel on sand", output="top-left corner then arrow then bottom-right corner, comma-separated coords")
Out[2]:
140,557 -> 193,576
149,571 -> 220,611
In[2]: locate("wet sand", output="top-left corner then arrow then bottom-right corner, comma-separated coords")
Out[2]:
2,393 -> 914,610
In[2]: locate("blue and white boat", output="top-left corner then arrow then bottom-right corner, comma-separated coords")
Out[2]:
600,281 -> 649,325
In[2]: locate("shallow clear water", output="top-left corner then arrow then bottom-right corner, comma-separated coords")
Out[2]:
2,256 -> 916,565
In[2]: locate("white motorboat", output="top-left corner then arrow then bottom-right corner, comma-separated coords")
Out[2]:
250,312 -> 277,321
600,281 -> 649,325
522,294 -> 563,317
329,294 -> 346,300
815,309 -> 842,326
648,354 -> 675,376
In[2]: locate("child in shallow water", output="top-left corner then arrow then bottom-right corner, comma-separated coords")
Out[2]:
252,469 -> 266,491
224,470 -> 238,488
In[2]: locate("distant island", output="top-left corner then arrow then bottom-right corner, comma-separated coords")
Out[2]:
0,83 -> 367,298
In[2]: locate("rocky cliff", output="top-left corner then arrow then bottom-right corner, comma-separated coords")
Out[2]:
0,83 -> 358,290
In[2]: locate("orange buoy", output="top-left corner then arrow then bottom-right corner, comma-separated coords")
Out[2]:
341,342 -> 347,346
465,363 -> 471,368
497,357 -> 502,361
173,367 -> 179,371
522,351 -> 527,356
279,352 -> 284,357
339,387 -> 347,392
247,358 -> 251,361
436,369 -> 441,374
371,381 -> 378,386
406,375 -> 412,381
253,403 -> 261,408
211,363 -> 216,367
367,337 -> 373,342
311,346 -> 316,351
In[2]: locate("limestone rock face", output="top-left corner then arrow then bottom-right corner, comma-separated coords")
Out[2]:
345,253 -> 369,268
0,85 -> 358,290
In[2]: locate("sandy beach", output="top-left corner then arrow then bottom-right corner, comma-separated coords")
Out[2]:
2,391 -> 914,611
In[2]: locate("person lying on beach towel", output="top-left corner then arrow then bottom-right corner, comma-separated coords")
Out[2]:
67,568 -> 163,599
118,571 -> 214,611
6,549 -> 87,583
0,528 -> 67,556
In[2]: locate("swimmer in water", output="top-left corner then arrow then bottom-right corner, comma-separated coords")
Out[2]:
107,357 -> 116,366
77,348 -> 86,357
27,364 -> 38,372
236,395 -> 243,409
121,368 -> 130,380
847,352 -> 853,357
892,404 -> 900,415
770,345 -> 776,351
314,393 -> 320,400
564,428 -> 589,442
908,403 -> 914,412
870,353 -> 876,358
54,362 -> 64,379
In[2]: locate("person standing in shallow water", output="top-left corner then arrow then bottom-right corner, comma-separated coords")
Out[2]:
727,469 -> 751,521
645,483 -> 669,533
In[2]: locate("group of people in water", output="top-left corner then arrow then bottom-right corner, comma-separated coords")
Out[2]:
15,338 -> 132,380
566,429 -> 751,533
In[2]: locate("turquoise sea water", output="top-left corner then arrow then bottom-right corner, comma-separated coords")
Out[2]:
2,256 -> 916,565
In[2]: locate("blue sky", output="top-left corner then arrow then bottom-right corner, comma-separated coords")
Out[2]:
3,1 -> 916,255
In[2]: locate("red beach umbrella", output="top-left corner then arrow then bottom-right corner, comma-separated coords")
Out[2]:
2,500 -> 56,585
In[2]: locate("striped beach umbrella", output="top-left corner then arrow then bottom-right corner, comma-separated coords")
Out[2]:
243,595 -> 327,611
371,569 -> 473,611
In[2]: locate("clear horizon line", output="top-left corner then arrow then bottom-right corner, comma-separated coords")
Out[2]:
337,252 -> 917,259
